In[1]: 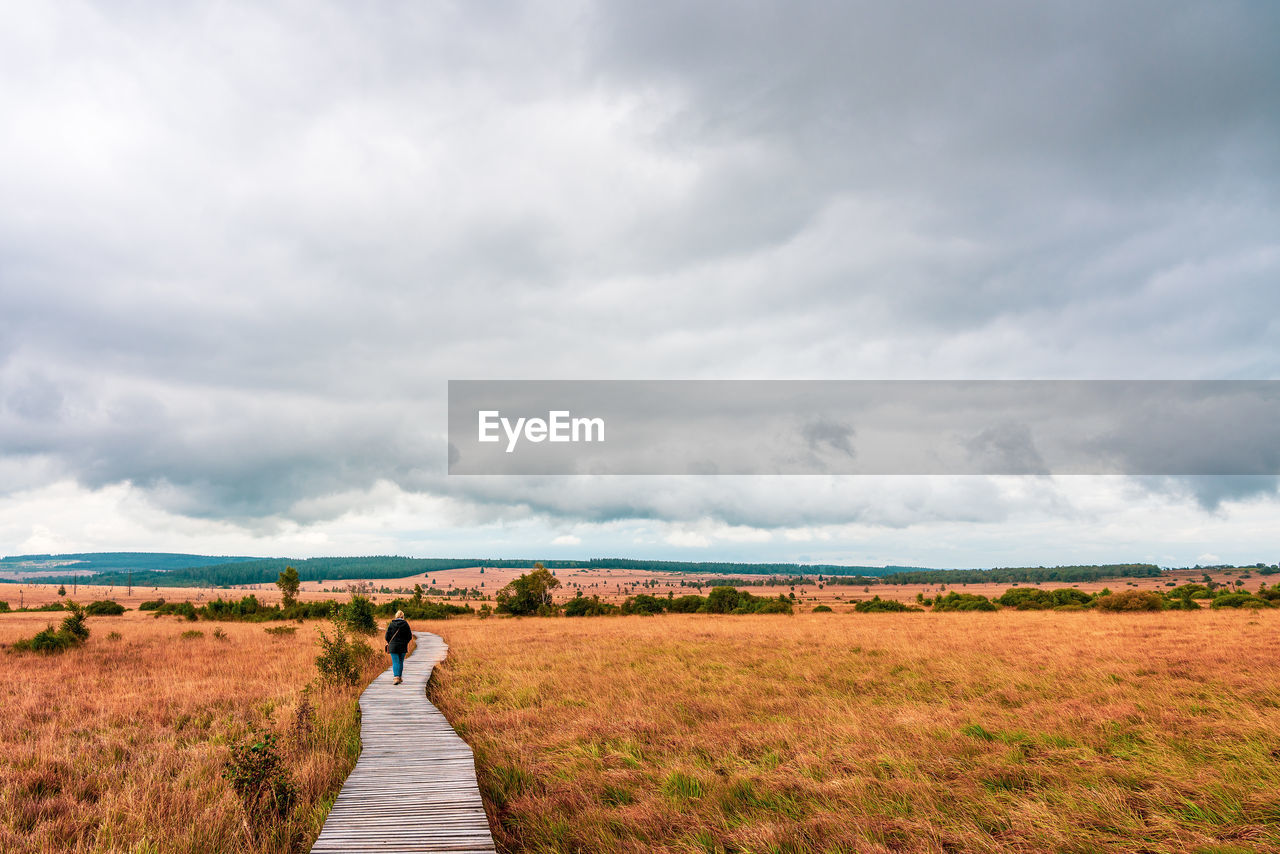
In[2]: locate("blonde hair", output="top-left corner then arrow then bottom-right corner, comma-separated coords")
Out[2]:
394,610 -> 405,620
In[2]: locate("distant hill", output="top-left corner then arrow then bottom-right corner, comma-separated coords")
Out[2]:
0,553 -> 932,588
0,552 -> 262,576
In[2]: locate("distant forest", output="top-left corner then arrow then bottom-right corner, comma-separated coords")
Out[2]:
0,552 -> 1175,590
9,555 -> 932,589
876,563 -> 1162,585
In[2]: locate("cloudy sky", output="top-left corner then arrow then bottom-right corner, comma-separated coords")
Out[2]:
1,1 -> 1277,568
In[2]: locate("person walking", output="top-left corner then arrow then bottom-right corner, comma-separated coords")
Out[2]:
385,610 -> 413,685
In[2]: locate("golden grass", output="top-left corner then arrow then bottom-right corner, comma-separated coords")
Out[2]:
425,611 -> 1280,854
0,611 -> 384,854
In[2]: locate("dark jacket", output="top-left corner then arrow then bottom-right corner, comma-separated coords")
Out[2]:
385,618 -> 413,654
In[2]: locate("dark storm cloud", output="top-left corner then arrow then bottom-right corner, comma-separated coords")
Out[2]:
0,1 -> 1277,538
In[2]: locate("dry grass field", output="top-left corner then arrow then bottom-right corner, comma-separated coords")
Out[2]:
1,566 -> 1256,613
0,611 -> 383,854
425,611 -> 1280,854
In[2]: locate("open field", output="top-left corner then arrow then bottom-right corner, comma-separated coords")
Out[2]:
425,611 -> 1280,854
1,567 -> 1260,612
0,611 -> 384,854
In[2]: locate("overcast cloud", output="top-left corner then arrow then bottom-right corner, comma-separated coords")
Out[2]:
1,1 -> 1277,566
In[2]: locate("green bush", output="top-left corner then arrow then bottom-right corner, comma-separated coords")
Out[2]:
341,594 -> 377,634
85,600 -> 126,616
854,596 -> 916,613
1210,593 -> 1273,609
138,598 -> 165,611
704,586 -> 742,614
812,604 -> 833,613
12,602 -> 90,653
563,594 -> 617,617
1168,583 -> 1212,600
1095,590 -> 1165,612
0,601 -> 9,613
152,601 -> 198,621
622,594 -> 667,616
315,612 -> 374,686
931,592 -> 998,612
666,595 -> 706,613
222,730 -> 297,830
997,587 -> 1092,609
749,597 -> 794,615
374,598 -> 473,620
12,625 -> 75,653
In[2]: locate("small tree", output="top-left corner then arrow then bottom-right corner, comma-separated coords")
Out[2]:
495,564 -> 561,616
57,585 -> 66,597
342,594 -> 377,634
223,729 -> 297,831
315,606 -> 373,686
276,566 -> 301,608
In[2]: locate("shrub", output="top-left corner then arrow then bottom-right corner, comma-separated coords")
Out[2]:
180,630 -> 204,640
315,612 -> 374,686
812,605 -> 833,613
12,625 -> 75,653
666,595 -> 706,614
212,628 -> 228,641
750,597 -> 794,615
12,602 -> 90,653
374,599 -> 473,620
152,601 -> 198,621
932,592 -> 998,612
854,596 -> 916,613
341,595 -> 377,634
60,605 -> 90,642
85,600 -> 126,616
264,626 -> 297,637
222,730 -> 297,830
1169,584 -> 1212,600
563,594 -> 616,617
704,587 -> 742,614
138,598 -> 165,611
1210,593 -> 1273,610
622,594 -> 667,616
0,601 -> 9,613
1095,590 -> 1165,612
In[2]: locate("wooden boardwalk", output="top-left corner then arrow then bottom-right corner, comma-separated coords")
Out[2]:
310,632 -> 497,853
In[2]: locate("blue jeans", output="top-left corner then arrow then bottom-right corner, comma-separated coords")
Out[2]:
390,652 -> 405,678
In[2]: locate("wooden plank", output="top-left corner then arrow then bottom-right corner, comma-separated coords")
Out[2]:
309,632 -> 497,853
